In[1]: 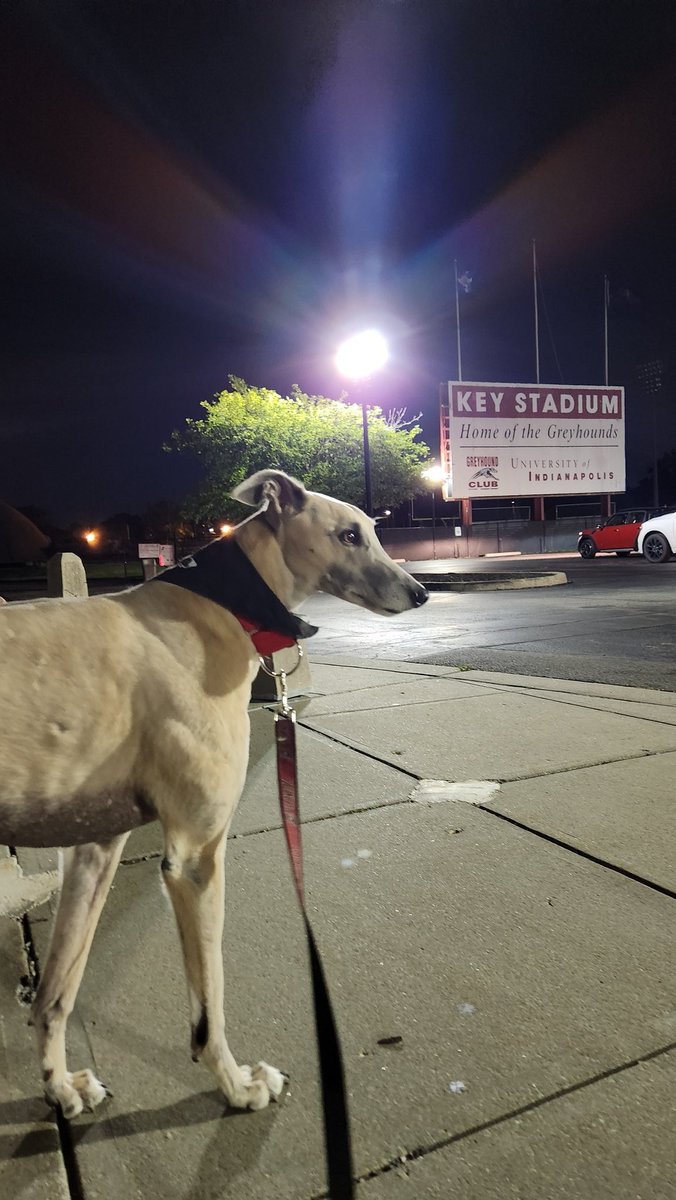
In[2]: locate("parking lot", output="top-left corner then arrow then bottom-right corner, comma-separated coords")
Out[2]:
303,552 -> 676,690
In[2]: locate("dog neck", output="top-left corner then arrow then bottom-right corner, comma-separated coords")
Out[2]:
149,520 -> 317,653
234,515 -> 298,606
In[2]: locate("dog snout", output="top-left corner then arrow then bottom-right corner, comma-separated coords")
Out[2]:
410,582 -> 429,607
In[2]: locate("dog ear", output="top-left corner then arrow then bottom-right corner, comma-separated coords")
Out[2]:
231,470 -> 308,515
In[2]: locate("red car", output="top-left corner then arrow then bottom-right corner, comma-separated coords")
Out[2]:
577,509 -> 658,558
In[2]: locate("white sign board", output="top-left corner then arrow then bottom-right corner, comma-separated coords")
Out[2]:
138,543 -> 175,566
440,382 -> 625,499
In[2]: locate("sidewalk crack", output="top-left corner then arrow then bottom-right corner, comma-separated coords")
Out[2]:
296,719 -> 421,781
12,888 -> 86,1200
483,806 -> 676,900
310,1041 -> 676,1198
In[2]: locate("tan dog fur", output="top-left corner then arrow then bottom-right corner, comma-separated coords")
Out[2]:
0,470 -> 427,1117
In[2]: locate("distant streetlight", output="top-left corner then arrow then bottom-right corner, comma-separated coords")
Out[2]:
83,529 -> 98,546
421,464 -> 447,560
335,329 -> 389,516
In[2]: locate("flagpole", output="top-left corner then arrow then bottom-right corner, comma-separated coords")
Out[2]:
531,239 -> 545,523
603,275 -> 609,386
602,275 -> 611,520
532,239 -> 540,384
454,259 -> 463,382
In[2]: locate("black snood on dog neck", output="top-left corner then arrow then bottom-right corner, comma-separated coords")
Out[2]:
149,536 -> 318,643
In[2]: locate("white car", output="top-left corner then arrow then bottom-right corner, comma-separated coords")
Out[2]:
637,509 -> 676,563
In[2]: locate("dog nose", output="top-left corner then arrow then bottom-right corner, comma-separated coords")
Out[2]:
411,583 -> 429,607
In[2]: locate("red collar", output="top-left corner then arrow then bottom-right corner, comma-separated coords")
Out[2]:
233,613 -> 297,657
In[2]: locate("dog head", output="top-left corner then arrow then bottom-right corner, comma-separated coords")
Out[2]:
231,470 -> 428,615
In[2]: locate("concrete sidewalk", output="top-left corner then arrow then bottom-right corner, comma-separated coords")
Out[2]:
2,659 -> 675,1199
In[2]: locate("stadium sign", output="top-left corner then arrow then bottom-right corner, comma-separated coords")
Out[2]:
440,382 -> 625,499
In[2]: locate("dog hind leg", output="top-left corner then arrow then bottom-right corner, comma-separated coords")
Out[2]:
161,827 -> 284,1110
32,833 -> 130,1118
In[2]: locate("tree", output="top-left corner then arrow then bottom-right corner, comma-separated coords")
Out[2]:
143,501 -> 195,543
167,377 -> 430,519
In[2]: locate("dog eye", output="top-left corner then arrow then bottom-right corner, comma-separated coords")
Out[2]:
339,528 -> 360,546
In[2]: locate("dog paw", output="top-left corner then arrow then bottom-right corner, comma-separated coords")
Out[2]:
46,1068 -> 109,1119
253,1061 -> 285,1099
232,1061 -> 286,1110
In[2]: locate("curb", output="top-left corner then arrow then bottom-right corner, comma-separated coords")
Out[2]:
411,570 -> 569,591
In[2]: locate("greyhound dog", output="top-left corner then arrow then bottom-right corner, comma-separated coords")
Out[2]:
0,469 -> 428,1118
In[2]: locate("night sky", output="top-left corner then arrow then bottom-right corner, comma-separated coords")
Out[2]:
3,0 -> 676,524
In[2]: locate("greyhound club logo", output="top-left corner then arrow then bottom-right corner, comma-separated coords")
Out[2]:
468,461 -> 500,489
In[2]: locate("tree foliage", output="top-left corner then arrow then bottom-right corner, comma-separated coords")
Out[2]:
167,378 -> 430,518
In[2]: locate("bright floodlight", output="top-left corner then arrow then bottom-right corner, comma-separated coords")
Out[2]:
422,465 -> 446,484
335,329 -> 389,381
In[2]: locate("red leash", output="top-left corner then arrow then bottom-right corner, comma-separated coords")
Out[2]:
260,653 -> 355,1199
274,709 -> 305,906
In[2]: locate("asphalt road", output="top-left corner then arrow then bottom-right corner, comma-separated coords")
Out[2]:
302,552 -> 676,690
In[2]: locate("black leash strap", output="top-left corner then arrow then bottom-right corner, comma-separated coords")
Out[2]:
270,666 -> 355,1200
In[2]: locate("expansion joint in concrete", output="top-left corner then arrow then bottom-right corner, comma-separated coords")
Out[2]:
295,725 -> 676,901
486,806 -> 676,901
55,1106 -> 86,1200
311,1041 -> 676,1199
6,854 -> 84,1200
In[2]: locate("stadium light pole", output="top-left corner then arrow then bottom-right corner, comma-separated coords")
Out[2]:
335,330 -> 389,516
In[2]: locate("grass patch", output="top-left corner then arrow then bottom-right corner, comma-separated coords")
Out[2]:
0,560 -> 144,584
85,561 -> 143,580
0,565 -> 47,581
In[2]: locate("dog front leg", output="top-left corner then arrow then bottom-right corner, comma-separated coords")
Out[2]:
161,828 -> 284,1111
32,833 -> 129,1118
